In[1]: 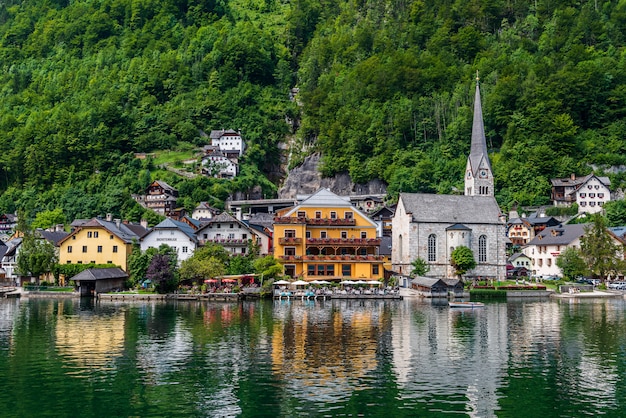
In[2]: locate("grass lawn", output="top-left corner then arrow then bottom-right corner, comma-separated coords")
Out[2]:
152,142 -> 198,165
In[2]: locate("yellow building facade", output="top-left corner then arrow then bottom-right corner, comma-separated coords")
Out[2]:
58,218 -> 141,271
273,189 -> 384,281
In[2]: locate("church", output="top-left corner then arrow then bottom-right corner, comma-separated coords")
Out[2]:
391,79 -> 507,280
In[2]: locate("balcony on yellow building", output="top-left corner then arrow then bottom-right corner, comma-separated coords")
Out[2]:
306,237 -> 380,246
273,216 -> 356,226
278,237 -> 303,245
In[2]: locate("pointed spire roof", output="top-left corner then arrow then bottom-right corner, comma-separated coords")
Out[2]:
468,76 -> 491,175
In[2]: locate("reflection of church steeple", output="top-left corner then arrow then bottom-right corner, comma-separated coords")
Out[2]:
465,73 -> 494,196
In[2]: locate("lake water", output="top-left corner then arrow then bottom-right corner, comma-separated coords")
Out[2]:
1,296 -> 626,417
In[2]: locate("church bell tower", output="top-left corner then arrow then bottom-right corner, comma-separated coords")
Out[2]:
465,74 -> 494,197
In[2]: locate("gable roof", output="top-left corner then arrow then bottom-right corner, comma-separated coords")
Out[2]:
508,252 -> 530,262
59,218 -> 143,245
71,267 -> 128,281
398,193 -> 503,224
286,189 -> 378,227
525,224 -> 587,246
148,218 -> 197,242
37,230 -> 69,245
551,173 -> 611,189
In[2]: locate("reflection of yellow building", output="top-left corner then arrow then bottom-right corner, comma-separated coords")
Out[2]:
273,189 -> 384,281
271,303 -> 380,392
55,303 -> 125,372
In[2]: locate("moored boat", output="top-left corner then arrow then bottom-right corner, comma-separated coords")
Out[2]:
449,301 -> 485,308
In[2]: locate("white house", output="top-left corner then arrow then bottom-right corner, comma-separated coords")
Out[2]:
522,223 -> 624,278
209,129 -> 245,157
140,218 -> 198,264
201,150 -> 238,178
192,202 -> 220,221
550,174 -> 611,214
195,212 -> 269,256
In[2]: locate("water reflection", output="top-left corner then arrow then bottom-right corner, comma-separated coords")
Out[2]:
1,297 -> 626,416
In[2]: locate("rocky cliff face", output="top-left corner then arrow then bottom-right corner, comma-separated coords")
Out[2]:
278,153 -> 387,198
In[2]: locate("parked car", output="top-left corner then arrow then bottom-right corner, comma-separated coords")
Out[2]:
608,282 -> 626,290
543,275 -> 560,281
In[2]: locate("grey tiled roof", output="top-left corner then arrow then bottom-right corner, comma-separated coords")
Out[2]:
399,193 -> 503,224
525,223 -> 587,246
149,218 -> 198,242
71,267 -> 128,281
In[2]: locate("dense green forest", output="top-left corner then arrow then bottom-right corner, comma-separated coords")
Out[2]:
1,0 -> 626,224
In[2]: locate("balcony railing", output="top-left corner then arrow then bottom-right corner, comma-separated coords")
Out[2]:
278,254 -> 385,262
278,237 -> 303,245
200,238 -> 249,246
306,238 -> 380,246
273,216 -> 356,226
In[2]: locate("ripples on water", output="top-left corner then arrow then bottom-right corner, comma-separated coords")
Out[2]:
2,297 -> 626,417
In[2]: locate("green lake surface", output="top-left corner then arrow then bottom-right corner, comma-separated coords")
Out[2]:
1,296 -> 625,417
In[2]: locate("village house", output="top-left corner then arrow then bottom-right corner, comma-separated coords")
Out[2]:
522,223 -> 624,278
132,180 -> 179,215
551,173 -> 611,214
140,218 -> 198,264
507,215 -> 560,246
192,202 -> 220,221
201,149 -> 239,178
507,252 -> 532,277
272,188 -> 384,282
195,212 -> 271,256
210,129 -> 245,157
0,213 -> 17,236
58,217 -> 148,273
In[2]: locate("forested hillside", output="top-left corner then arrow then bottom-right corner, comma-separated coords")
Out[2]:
1,0 -> 626,223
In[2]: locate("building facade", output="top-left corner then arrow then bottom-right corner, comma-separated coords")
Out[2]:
550,174 -> 611,214
58,218 -> 146,272
392,194 -> 507,280
140,218 -> 198,264
195,212 -> 269,256
273,189 -> 384,281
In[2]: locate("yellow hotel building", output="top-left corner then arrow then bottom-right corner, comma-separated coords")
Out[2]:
273,189 -> 384,281
58,218 -> 146,272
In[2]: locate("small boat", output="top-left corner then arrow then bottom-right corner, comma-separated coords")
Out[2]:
449,301 -> 485,308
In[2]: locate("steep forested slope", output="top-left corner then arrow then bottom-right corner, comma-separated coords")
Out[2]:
296,0 -> 626,207
1,0 -> 626,222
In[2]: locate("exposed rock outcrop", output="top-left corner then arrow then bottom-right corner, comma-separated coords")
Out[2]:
278,153 -> 387,198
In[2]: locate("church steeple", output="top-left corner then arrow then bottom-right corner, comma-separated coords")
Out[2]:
465,73 -> 494,196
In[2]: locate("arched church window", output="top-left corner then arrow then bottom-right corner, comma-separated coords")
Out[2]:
428,234 -> 436,262
398,235 -> 403,260
479,235 -> 487,263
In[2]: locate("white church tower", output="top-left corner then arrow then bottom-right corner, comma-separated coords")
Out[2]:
464,75 -> 494,197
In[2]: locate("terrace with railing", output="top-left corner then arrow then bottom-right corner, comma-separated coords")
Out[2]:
306,238 -> 380,246
200,238 -> 249,246
278,254 -> 385,262
273,216 -> 356,226
278,237 -> 303,245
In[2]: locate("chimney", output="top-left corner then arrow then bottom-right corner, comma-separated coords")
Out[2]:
55,224 -> 64,232
571,173 -> 576,180
106,213 -> 113,222
140,219 -> 148,229
114,219 -> 121,229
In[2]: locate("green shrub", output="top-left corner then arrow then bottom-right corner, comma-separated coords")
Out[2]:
469,288 -> 507,298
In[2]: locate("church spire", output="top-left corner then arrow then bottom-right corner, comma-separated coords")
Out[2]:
465,73 -> 494,196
